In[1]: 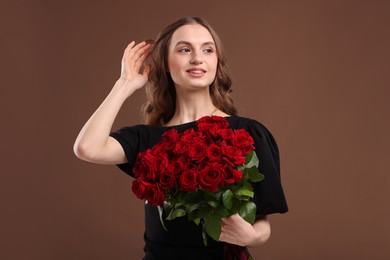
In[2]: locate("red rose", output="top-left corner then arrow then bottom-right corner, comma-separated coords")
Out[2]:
167,160 -> 183,178
181,128 -> 199,143
133,154 -> 156,181
198,116 -> 229,140
198,126 -> 217,140
222,144 -> 246,165
179,169 -> 199,192
217,128 -> 234,145
232,129 -> 255,155
198,131 -> 214,146
199,163 -> 224,192
188,142 -> 207,162
131,178 -> 148,200
197,160 -> 208,171
223,165 -> 243,184
151,154 -> 168,173
177,155 -> 191,170
144,183 -> 165,206
174,141 -> 189,155
160,171 -> 177,190
161,129 -> 181,150
197,116 -> 229,130
206,144 -> 223,162
162,129 -> 181,142
151,142 -> 166,157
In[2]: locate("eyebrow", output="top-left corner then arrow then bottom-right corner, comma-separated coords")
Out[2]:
174,41 -> 215,47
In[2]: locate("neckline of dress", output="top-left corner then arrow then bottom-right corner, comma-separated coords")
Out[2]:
160,115 -> 235,129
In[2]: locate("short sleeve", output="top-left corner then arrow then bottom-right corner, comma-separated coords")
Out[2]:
246,120 -> 288,215
109,126 -> 141,178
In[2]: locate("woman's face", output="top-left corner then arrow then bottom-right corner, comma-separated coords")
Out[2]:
167,24 -> 218,90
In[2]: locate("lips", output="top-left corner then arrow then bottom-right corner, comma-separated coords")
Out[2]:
186,68 -> 206,76
187,68 -> 206,74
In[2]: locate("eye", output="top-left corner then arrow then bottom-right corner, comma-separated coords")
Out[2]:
203,47 -> 214,53
178,47 -> 191,53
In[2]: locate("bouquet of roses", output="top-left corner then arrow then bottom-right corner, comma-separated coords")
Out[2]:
131,116 -> 264,246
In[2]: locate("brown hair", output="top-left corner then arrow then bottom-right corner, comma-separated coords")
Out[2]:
143,17 -> 237,126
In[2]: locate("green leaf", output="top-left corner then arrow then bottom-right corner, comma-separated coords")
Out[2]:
243,182 -> 253,191
233,176 -> 245,186
193,218 -> 201,225
245,166 -> 264,182
166,208 -> 186,220
187,211 -> 198,221
203,190 -> 217,200
238,201 -> 257,224
207,200 -> 219,208
215,205 -> 229,218
177,191 -> 186,202
234,188 -> 254,198
184,191 -> 203,203
245,151 -> 254,164
245,151 -> 259,169
250,172 -> 265,182
222,190 -> 233,210
198,205 -> 213,219
204,213 -> 221,241
186,202 -> 203,213
230,198 -> 240,214
236,165 -> 245,171
203,189 -> 223,200
174,202 -> 184,208
215,190 -> 223,200
203,190 -> 221,208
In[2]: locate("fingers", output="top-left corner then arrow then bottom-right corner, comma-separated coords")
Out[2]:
127,41 -> 150,60
123,41 -> 151,72
134,46 -> 151,70
120,41 -> 152,81
122,41 -> 135,62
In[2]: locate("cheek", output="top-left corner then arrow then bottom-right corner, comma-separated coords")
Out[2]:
209,56 -> 218,72
168,56 -> 181,73
210,58 -> 218,76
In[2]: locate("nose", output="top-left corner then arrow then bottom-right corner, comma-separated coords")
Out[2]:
190,50 -> 203,65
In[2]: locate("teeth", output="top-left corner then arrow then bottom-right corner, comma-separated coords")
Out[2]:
189,70 -> 203,74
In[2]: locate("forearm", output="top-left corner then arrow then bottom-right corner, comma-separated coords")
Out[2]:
73,79 -> 135,157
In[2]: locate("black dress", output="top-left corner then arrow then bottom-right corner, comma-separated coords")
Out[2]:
109,115 -> 288,260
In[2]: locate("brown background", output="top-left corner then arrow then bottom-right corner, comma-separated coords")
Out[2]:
1,0 -> 389,259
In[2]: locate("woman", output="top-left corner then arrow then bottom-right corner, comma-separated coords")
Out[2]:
74,17 -> 288,260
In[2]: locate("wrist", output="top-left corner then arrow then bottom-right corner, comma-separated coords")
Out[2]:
247,228 -> 262,247
112,79 -> 138,99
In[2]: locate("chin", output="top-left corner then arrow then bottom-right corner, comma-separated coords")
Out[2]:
175,81 -> 213,91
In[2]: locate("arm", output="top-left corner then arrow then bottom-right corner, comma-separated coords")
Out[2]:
73,41 -> 151,164
219,214 -> 271,247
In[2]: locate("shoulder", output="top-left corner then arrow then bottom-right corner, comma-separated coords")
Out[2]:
230,115 -> 279,154
229,115 -> 273,134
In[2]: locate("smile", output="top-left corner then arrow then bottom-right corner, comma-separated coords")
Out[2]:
186,68 -> 206,77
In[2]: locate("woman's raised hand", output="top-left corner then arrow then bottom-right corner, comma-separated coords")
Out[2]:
119,41 -> 151,93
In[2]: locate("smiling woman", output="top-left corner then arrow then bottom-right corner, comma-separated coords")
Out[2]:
144,17 -> 237,127
73,17 -> 288,260
168,26 -> 218,90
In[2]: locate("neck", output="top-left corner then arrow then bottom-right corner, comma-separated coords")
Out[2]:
167,86 -> 218,126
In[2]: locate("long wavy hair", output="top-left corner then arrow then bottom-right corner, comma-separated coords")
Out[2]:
143,17 -> 237,126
